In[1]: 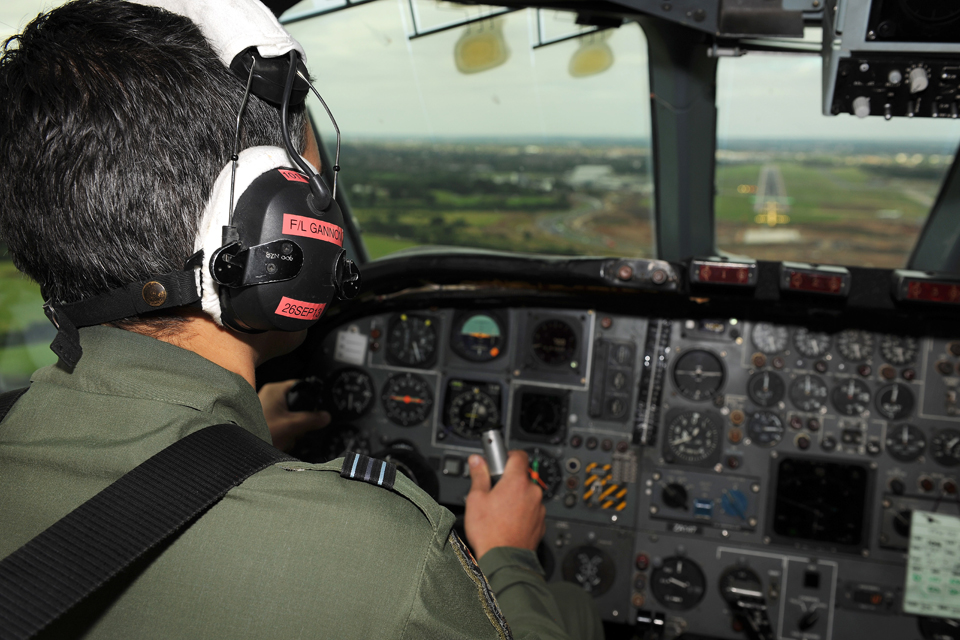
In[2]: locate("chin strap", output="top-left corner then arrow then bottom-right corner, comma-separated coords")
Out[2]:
43,267 -> 202,369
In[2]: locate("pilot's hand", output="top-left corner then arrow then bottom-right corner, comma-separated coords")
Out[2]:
259,379 -> 331,452
465,450 -> 546,560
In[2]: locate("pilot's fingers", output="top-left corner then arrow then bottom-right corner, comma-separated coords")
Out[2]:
467,454 -> 492,494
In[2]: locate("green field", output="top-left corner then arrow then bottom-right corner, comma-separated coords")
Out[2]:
0,261 -> 56,386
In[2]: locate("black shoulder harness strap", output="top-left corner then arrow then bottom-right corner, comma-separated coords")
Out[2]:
0,387 -> 29,423
0,422 -> 293,640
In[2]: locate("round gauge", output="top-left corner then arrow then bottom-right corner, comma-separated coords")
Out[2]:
793,327 -> 832,358
663,411 -> 721,465
837,329 -> 874,363
386,314 -> 438,367
447,387 -> 500,439
747,371 -> 785,408
381,373 -> 434,427
880,335 -> 918,366
329,368 -> 375,419
531,319 -> 577,366
747,411 -> 785,447
876,383 -> 915,421
885,424 -> 926,463
931,429 -> 960,467
718,566 -> 763,604
650,556 -> 707,611
291,425 -> 372,464
751,323 -> 789,354
789,374 -> 829,412
526,447 -> 562,500
561,545 -> 616,596
831,379 -> 872,416
451,313 -> 505,362
672,350 -> 725,401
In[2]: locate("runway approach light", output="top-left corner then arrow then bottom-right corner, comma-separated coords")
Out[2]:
569,31 -> 614,78
454,19 -> 509,74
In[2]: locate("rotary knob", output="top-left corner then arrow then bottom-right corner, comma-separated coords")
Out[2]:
909,67 -> 929,94
853,96 -> 871,119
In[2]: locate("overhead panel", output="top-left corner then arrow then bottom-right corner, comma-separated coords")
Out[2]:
823,0 -> 960,120
609,0 -> 809,36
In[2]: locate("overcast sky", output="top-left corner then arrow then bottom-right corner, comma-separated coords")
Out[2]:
2,0 -> 959,151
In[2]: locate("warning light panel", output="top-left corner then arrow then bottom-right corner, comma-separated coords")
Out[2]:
780,262 -> 850,297
689,258 -> 757,287
893,270 -> 960,305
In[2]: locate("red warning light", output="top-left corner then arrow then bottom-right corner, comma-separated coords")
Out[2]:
691,261 -> 756,286
785,271 -> 845,294
906,281 -> 960,304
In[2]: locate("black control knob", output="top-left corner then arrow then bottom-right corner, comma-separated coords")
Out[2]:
798,610 -> 819,631
661,483 -> 688,510
890,478 -> 906,495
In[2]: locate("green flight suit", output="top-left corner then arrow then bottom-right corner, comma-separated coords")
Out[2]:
0,326 -> 602,639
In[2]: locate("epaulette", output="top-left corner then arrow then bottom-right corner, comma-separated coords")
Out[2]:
340,451 -> 398,490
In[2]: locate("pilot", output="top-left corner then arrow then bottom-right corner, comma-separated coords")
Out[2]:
0,1 -> 603,639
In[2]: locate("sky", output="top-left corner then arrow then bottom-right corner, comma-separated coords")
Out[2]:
1,0 -> 959,151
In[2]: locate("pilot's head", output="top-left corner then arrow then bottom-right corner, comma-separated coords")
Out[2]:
0,0 -> 305,336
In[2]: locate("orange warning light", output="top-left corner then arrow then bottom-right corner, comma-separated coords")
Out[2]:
490,347 -> 500,357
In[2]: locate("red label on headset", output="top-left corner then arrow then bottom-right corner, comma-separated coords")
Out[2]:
275,296 -> 325,321
283,214 -> 344,247
278,169 -> 308,183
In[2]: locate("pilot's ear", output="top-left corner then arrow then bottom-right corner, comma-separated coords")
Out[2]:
303,120 -> 322,174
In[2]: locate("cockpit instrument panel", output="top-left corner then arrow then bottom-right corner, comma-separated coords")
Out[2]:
298,301 -> 960,639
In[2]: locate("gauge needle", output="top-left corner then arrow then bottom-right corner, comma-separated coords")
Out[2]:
903,428 -> 910,445
891,385 -> 899,402
412,342 -> 422,362
529,461 -> 548,490
667,577 -> 689,588
762,373 -> 770,392
390,395 -> 424,404
846,379 -> 856,398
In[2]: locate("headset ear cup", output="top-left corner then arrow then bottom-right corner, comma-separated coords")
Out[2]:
215,160 -> 349,332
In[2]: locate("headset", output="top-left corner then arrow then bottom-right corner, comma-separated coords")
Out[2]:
43,1 -> 361,367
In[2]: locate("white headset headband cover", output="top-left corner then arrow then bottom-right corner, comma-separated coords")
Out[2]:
129,0 -> 307,67
194,147 -> 316,325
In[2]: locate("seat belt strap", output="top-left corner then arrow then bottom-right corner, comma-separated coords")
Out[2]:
0,423 -> 293,640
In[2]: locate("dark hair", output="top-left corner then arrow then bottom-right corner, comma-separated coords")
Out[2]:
0,0 -> 304,318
